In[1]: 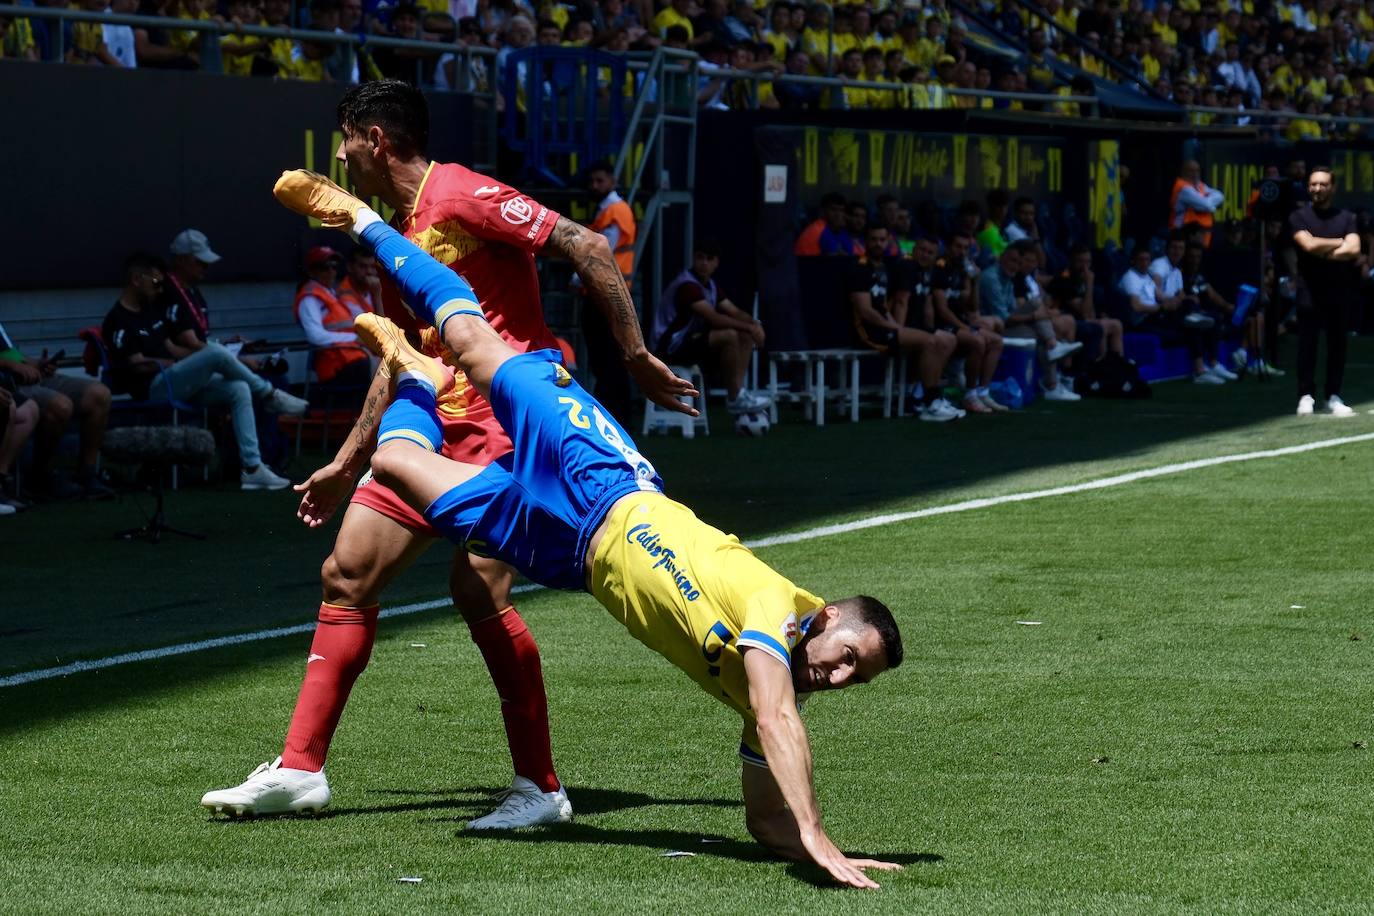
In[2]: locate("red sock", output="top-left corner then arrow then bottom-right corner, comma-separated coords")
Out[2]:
280,603 -> 379,772
470,606 -> 560,793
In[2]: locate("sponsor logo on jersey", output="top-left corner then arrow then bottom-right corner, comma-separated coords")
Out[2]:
500,197 -> 534,225
627,523 -> 700,601
394,255 -> 409,270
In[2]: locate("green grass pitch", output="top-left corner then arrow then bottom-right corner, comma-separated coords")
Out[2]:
3,350 -> 1373,914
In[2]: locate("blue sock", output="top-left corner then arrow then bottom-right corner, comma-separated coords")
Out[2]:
377,384 -> 442,452
358,219 -> 485,335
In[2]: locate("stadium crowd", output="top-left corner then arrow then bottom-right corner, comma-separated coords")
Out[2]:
6,0 -> 1374,128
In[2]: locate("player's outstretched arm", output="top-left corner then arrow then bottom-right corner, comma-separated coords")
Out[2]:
545,217 -> 699,417
295,363 -> 393,527
743,649 -> 899,890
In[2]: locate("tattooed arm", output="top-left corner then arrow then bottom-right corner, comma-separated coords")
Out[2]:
544,216 -> 700,417
295,364 -> 393,528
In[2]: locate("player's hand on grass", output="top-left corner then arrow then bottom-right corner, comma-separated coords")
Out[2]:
295,460 -> 354,527
801,827 -> 900,889
628,350 -> 700,417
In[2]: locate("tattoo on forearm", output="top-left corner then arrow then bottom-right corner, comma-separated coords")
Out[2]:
550,217 -> 643,352
355,386 -> 382,448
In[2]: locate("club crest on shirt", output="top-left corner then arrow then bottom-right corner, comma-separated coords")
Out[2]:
553,363 -> 573,387
501,197 -> 534,226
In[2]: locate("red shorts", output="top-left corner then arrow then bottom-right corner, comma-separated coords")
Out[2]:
349,394 -> 513,536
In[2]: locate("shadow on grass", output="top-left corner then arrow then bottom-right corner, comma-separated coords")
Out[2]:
322,785 -> 742,819
458,820 -> 942,872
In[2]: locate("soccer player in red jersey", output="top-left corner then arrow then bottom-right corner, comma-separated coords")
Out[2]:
201,81 -> 696,826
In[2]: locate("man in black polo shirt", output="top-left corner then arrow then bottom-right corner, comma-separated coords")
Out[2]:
102,253 -> 308,490
1284,167 -> 1361,416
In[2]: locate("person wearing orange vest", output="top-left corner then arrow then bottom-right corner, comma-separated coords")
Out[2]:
337,246 -> 382,317
579,160 -> 639,423
294,246 -> 372,388
1170,160 -> 1225,245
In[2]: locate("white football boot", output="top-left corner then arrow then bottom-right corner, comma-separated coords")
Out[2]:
465,776 -> 573,830
200,756 -> 331,817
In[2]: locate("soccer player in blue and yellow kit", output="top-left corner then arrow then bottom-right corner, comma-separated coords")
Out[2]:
274,170 -> 905,889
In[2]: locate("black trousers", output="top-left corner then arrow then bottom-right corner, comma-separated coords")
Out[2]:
581,299 -> 634,426
1136,310 -> 1217,364
1297,297 -> 1351,400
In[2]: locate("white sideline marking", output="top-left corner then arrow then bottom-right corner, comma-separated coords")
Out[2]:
4,431 -> 1373,689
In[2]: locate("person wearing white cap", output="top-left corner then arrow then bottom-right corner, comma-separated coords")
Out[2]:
165,229 -> 272,375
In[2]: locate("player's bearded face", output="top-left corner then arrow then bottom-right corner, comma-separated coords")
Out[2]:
790,613 -> 884,694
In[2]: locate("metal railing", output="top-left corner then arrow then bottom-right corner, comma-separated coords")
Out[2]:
1004,0 -> 1163,99
695,68 -> 1101,115
1183,105 -> 1374,133
0,5 -> 500,84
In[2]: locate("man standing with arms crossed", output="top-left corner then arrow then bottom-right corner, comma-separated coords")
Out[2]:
1285,167 -> 1361,417
201,81 -> 696,827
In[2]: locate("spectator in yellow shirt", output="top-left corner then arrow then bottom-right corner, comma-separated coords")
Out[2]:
221,0 -> 270,74
838,48 -> 867,107
851,7 -> 878,50
830,5 -> 856,54
0,14 -> 38,60
860,47 -> 896,107
873,8 -> 899,52
762,3 -> 796,61
912,15 -> 943,71
800,1 -> 836,73
652,0 -> 694,40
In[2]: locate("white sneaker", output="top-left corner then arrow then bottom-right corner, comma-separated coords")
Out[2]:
1231,348 -> 1249,372
1193,371 -> 1224,385
465,776 -> 573,830
264,388 -> 310,417
1041,381 -> 1081,402
1002,336 -> 1037,351
727,390 -> 771,415
979,393 -> 1010,412
0,502 -> 14,516
1263,362 -> 1286,377
918,398 -> 962,422
201,756 -> 331,817
242,464 -> 290,491
1297,394 -> 1315,416
1327,395 -> 1355,417
1046,340 -> 1083,362
1208,363 -> 1239,381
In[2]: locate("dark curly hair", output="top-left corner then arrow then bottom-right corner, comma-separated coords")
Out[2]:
337,80 -> 429,157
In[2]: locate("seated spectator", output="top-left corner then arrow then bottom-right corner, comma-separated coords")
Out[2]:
1049,244 -> 1124,360
891,205 -> 916,257
0,13 -> 39,61
220,0 -> 268,74
0,382 -> 39,512
818,201 -> 862,257
847,225 -> 961,422
979,240 -> 1082,401
1181,241 -> 1265,376
337,246 -> 381,315
0,320 -> 113,499
651,238 -> 771,415
917,236 -> 1006,414
975,189 -> 1011,266
373,4 -> 430,82
838,48 -> 865,106
762,1 -> 797,60
1002,196 -> 1039,244
68,0 -> 125,66
260,0 -> 296,76
103,0 -> 139,68
163,229 -> 275,375
103,253 -> 308,490
295,246 -> 373,389
1120,244 -> 1224,385
795,192 -> 845,256
1152,235 -> 1237,381
652,0 -> 693,40
774,49 -> 823,109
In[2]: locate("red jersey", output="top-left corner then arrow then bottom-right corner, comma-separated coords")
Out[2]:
351,161 -> 564,535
